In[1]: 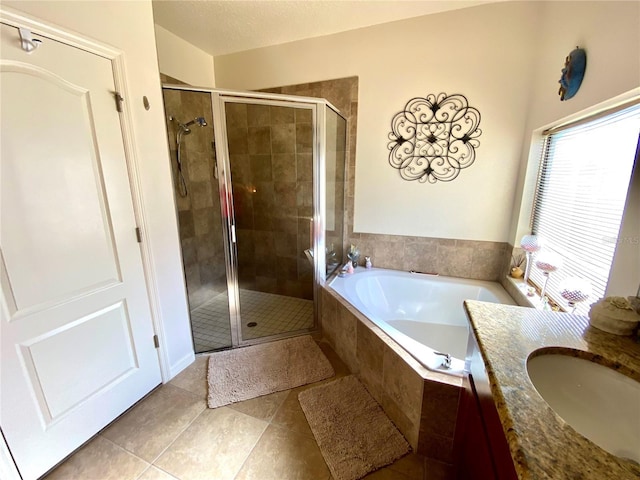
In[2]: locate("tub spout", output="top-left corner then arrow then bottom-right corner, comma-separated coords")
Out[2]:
433,352 -> 452,369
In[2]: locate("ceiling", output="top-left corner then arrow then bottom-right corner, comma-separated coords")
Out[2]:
152,0 -> 501,57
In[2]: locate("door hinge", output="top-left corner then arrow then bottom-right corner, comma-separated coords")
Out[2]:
135,227 -> 142,243
113,91 -> 124,112
153,335 -> 160,349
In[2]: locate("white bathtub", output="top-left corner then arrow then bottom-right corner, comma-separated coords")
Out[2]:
329,267 -> 515,375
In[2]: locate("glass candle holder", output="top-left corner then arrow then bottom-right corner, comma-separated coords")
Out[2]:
535,250 -> 563,302
559,277 -> 592,313
520,234 -> 542,293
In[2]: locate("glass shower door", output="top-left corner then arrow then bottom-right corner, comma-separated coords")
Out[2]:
162,86 -> 233,353
325,106 -> 347,277
220,98 -> 316,342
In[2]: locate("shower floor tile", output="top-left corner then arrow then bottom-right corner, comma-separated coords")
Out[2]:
190,289 -> 314,353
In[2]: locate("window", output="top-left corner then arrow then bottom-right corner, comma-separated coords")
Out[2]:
530,102 -> 639,315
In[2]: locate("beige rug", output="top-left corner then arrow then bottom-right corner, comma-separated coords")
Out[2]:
298,375 -> 411,480
207,335 -> 334,408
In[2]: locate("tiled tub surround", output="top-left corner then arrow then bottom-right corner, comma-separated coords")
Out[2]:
320,286 -> 465,465
347,235 -> 509,281
464,301 -> 640,479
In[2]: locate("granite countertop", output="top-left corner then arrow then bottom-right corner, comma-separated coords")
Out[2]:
463,300 -> 640,480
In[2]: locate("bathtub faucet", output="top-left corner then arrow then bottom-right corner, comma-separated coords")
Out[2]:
433,352 -> 452,369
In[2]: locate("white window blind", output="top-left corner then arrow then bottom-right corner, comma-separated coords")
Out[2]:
530,102 -> 639,315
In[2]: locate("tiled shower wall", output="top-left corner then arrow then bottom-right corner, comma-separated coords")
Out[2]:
161,75 -> 228,309
263,77 -> 508,281
224,103 -> 314,300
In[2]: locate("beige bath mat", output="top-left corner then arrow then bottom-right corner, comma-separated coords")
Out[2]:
207,335 -> 334,408
298,375 -> 410,480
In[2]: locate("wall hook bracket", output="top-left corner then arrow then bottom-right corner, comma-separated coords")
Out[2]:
18,28 -> 42,53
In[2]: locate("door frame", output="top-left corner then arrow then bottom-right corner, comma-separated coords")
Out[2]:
0,7 -> 167,478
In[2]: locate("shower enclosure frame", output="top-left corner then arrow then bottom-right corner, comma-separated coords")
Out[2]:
163,84 -> 346,349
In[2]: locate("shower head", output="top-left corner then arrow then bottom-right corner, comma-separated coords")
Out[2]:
180,116 -> 207,133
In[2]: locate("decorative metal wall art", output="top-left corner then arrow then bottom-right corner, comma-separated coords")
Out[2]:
387,93 -> 482,183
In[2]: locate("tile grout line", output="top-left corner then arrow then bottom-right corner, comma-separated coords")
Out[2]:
146,406 -> 209,470
97,436 -> 154,479
230,419 -> 271,480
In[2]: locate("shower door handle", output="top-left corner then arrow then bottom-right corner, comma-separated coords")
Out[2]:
305,218 -> 314,267
230,224 -> 236,243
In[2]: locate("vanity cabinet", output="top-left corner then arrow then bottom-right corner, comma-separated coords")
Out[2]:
456,331 -> 518,480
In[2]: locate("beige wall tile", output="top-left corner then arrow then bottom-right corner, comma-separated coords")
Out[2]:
247,104 -> 270,126
436,244 -> 473,278
272,124 -> 296,153
295,123 -> 313,153
320,289 -> 338,348
378,390 -> 419,451
249,154 -> 273,181
469,244 -> 507,281
420,381 -> 461,439
317,341 -> 351,378
382,349 -> 424,426
403,241 -> 439,273
356,321 -> 384,375
372,241 -> 405,270
335,306 -> 359,373
225,103 -> 248,129
270,105 -> 295,124
417,432 -> 455,464
190,181 -> 214,209
272,153 -> 297,182
247,126 -> 272,155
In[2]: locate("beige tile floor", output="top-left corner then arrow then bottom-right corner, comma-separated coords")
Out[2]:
43,342 -> 454,480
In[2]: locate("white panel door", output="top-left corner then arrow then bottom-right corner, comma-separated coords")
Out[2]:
0,23 -> 161,480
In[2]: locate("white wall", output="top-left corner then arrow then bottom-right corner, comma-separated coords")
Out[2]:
510,0 -> 640,242
509,1 -> 640,297
215,2 -> 541,242
2,1 -> 194,378
155,24 -> 215,87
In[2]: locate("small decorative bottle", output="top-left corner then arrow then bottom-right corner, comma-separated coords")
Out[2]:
365,256 -> 372,269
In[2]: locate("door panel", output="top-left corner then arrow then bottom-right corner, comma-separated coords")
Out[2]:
2,65 -> 121,312
24,301 -> 137,421
0,23 -> 161,480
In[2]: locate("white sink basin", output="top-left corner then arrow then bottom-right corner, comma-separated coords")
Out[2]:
527,352 -> 640,463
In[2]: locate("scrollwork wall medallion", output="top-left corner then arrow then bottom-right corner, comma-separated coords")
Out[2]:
387,93 -> 482,183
